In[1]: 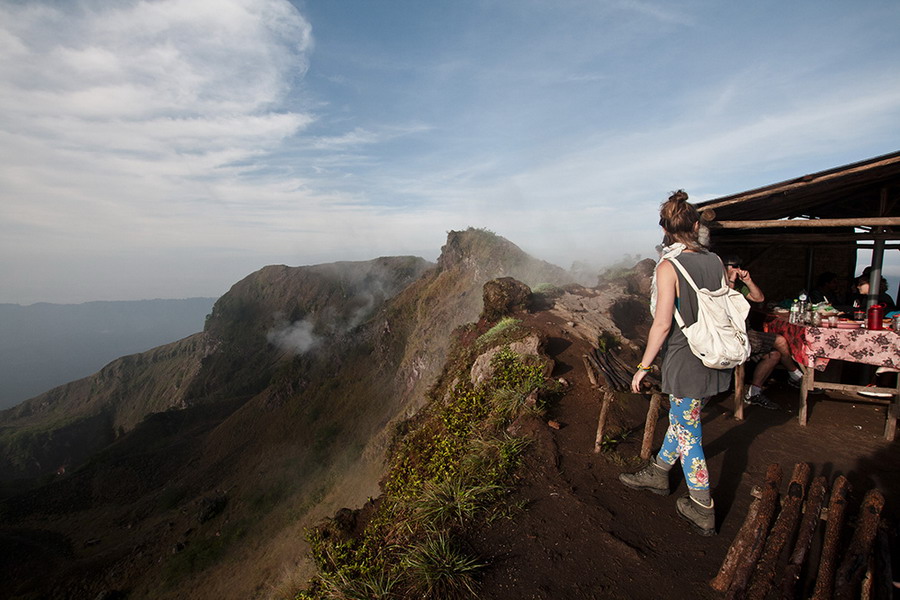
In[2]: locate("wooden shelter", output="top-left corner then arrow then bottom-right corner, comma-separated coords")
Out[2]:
696,150 -> 900,307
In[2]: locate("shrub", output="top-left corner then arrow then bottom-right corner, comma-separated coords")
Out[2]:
408,477 -> 503,531
531,283 -> 562,296
401,532 -> 483,599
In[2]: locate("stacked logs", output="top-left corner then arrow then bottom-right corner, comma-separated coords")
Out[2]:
583,345 -> 659,392
711,463 -> 890,600
583,347 -> 631,391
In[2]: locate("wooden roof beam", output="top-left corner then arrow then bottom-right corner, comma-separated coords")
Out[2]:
711,217 -> 900,229
699,152 -> 900,212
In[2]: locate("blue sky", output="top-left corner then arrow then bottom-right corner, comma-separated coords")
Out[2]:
1,0 -> 899,304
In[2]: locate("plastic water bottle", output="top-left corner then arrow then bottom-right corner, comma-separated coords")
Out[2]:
798,292 -> 809,323
789,299 -> 800,324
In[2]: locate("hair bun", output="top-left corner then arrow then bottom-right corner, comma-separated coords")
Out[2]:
668,189 -> 689,203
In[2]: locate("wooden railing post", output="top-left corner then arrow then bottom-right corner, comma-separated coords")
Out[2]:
733,363 -> 745,420
640,393 -> 662,460
593,388 -> 614,454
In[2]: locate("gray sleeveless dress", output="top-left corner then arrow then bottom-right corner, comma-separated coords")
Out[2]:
660,251 -> 734,399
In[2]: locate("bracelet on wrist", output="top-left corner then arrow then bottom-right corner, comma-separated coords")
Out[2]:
636,363 -> 652,372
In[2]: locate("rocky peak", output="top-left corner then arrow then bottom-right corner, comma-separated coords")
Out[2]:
437,228 -> 571,287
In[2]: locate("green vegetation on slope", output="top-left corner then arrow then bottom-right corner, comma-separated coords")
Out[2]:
296,326 -> 559,600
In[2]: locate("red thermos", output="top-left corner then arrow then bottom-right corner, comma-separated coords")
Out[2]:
867,304 -> 884,330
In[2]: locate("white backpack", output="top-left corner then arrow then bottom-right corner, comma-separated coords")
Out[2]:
668,257 -> 751,369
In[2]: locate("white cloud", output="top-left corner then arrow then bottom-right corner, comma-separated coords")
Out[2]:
0,0 -> 317,286
612,0 -> 695,26
2,0 -> 899,304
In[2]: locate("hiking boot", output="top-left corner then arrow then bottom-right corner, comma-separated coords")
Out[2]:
676,494 -> 716,536
618,463 -> 670,496
745,391 -> 779,410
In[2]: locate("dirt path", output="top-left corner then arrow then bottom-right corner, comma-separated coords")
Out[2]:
468,306 -> 899,600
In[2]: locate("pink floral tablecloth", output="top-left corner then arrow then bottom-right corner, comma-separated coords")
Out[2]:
765,316 -> 900,371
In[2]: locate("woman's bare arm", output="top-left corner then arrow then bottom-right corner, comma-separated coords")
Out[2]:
632,260 -> 677,392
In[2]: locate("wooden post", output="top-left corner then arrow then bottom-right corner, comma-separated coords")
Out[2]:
746,463 -> 811,600
885,379 -> 898,441
640,393 -> 662,460
720,464 -> 784,598
593,388 -> 614,453
811,475 -> 852,600
734,363 -> 745,420
582,354 -> 598,387
710,463 -> 783,592
799,364 -> 812,426
780,475 -> 828,600
833,489 -> 885,600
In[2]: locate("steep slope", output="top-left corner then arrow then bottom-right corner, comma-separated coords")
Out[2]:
0,256 -> 431,484
0,229 -> 573,600
0,333 -> 214,482
148,230 -> 573,600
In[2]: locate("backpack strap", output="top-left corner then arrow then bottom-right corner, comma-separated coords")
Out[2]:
667,257 -> 700,293
666,257 -> 697,331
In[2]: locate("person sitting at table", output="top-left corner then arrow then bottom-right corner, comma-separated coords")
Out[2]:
849,269 -> 896,312
809,271 -> 845,307
723,256 -> 804,410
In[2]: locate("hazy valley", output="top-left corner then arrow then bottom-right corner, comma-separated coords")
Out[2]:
0,299 -> 217,410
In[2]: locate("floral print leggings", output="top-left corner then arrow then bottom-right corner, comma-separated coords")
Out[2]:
657,395 -> 710,491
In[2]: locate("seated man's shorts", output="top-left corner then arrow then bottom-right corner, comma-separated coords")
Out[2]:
747,329 -> 777,361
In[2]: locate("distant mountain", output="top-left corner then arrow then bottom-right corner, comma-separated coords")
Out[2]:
0,298 -> 217,409
0,229 -> 574,599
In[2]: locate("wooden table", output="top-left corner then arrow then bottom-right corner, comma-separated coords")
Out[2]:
764,316 -> 900,440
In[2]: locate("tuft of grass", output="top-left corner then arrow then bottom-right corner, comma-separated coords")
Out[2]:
475,317 -> 521,346
596,427 -> 635,452
319,569 -> 401,600
531,283 -> 563,297
401,532 -> 483,599
488,387 -> 545,424
460,434 -> 530,483
596,331 -> 622,353
409,477 -> 503,531
486,497 -> 528,523
489,387 -> 525,422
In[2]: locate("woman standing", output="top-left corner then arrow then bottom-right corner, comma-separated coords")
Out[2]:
618,190 -> 731,536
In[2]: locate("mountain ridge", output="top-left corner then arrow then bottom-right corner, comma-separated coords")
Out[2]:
0,228 -> 576,599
